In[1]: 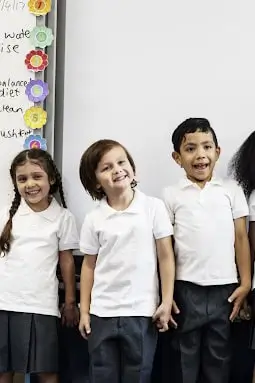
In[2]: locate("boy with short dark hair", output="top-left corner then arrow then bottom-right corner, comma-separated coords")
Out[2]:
163,117 -> 251,383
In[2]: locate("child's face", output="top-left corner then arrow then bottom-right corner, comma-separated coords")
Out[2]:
15,160 -> 52,211
95,146 -> 135,198
173,131 -> 220,186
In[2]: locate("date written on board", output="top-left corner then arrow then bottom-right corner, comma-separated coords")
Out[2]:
0,0 -> 25,11
0,128 -> 32,139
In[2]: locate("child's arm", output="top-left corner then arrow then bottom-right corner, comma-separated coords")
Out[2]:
249,222 -> 255,264
59,250 -> 79,326
153,236 -> 177,331
79,254 -> 97,338
228,217 -> 251,321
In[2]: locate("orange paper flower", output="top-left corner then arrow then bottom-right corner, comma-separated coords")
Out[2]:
28,0 -> 51,16
24,107 -> 47,129
25,50 -> 48,72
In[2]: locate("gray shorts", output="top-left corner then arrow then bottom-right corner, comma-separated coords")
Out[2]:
88,315 -> 158,383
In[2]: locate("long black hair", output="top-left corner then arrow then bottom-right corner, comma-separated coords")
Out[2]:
228,131 -> 255,197
0,149 -> 66,255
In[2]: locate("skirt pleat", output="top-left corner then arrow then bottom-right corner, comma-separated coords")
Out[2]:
0,311 -> 59,373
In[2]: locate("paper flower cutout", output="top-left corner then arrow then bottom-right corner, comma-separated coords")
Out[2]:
25,50 -> 48,72
24,107 -> 47,129
25,80 -> 49,103
24,135 -> 47,150
30,26 -> 54,48
28,0 -> 51,16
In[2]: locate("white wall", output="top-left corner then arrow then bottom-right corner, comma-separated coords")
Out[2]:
62,0 -> 255,228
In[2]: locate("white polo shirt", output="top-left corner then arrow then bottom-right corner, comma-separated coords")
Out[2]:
163,177 -> 248,286
0,198 -> 79,316
80,189 -> 173,317
248,191 -> 255,290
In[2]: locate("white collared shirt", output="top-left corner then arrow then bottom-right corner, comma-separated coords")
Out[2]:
0,198 -> 79,316
163,177 -> 248,286
80,189 -> 173,317
248,191 -> 255,290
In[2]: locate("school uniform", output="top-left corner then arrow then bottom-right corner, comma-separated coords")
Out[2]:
0,198 -> 79,374
162,177 -> 248,383
80,189 -> 173,383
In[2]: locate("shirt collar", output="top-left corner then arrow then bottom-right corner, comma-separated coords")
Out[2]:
178,175 -> 223,189
18,197 -> 62,222
99,189 -> 143,218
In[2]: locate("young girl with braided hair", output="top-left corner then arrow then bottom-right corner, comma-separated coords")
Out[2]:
229,131 -> 255,383
0,148 -> 79,383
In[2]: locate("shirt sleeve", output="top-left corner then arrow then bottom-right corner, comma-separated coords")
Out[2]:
249,191 -> 255,221
80,214 -> 99,255
229,181 -> 249,220
162,187 -> 175,225
153,198 -> 174,239
58,209 -> 79,251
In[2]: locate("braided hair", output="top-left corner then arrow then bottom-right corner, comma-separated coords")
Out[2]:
0,149 -> 67,255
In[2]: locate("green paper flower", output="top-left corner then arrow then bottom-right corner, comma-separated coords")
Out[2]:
30,26 -> 54,49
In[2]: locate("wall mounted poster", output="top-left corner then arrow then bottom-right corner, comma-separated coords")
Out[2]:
0,0 -> 36,208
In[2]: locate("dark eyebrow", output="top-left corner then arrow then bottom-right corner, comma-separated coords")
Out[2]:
183,142 -> 196,147
201,140 -> 214,145
16,171 -> 44,177
184,140 -> 214,147
100,157 -> 127,166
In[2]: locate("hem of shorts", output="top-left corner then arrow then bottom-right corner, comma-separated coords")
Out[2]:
0,369 -> 59,374
0,305 -> 59,317
175,277 -> 238,286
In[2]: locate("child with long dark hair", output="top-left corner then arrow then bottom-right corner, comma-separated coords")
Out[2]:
0,149 -> 79,383
229,131 -> 255,382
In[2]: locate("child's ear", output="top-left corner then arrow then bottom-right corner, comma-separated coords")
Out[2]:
172,151 -> 182,167
49,178 -> 55,185
216,146 -> 221,160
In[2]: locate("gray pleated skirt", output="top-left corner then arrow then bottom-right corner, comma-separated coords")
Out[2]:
0,310 -> 59,373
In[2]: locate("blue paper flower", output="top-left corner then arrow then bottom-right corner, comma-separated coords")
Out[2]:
23,135 -> 47,150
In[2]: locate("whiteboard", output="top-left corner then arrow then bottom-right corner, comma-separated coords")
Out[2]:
0,0 -> 35,209
62,0 -> 255,229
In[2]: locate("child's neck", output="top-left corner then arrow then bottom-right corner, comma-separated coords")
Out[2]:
187,174 -> 213,189
107,188 -> 134,211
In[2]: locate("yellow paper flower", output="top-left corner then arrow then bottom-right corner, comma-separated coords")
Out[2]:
24,107 -> 47,129
28,0 -> 51,16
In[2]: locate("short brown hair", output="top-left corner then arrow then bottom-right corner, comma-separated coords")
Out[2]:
79,139 -> 136,200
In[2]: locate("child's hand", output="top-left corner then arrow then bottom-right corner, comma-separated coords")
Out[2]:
239,299 -> 251,321
79,312 -> 91,339
172,300 -> 180,316
61,303 -> 79,327
152,302 -> 178,332
228,285 -> 251,322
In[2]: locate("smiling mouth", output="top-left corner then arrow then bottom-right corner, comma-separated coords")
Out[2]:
113,175 -> 127,182
193,164 -> 209,170
26,190 -> 40,196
